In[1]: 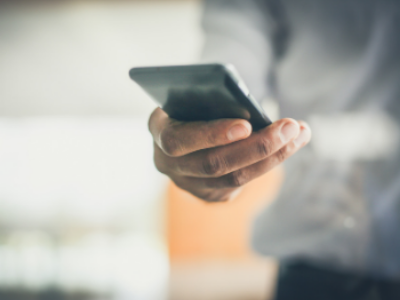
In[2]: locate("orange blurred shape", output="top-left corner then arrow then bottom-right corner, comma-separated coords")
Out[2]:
167,167 -> 284,262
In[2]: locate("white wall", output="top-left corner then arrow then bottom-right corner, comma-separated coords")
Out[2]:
0,1 -> 203,117
0,1 -> 203,298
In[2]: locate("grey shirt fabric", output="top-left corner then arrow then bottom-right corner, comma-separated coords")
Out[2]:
201,0 -> 400,279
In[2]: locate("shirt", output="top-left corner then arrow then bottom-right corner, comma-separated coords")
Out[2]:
201,0 -> 400,279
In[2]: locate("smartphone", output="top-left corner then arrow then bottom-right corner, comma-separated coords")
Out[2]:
129,63 -> 272,131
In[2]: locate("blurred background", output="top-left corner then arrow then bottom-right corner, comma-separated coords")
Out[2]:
0,1 -> 279,299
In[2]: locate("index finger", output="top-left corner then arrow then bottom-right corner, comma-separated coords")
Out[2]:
148,108 -> 252,157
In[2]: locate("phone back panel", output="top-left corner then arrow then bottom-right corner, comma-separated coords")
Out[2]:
129,64 -> 271,131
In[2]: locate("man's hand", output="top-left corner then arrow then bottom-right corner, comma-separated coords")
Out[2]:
149,108 -> 311,202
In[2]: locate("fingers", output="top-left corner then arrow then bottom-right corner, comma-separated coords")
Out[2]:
156,119 -> 312,203
294,120 -> 312,148
158,118 -> 301,178
171,123 -> 312,192
149,108 -> 252,157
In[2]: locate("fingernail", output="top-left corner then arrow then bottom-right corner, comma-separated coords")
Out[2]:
227,124 -> 250,141
293,128 -> 310,147
280,122 -> 299,143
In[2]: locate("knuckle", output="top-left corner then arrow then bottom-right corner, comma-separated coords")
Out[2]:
160,127 -> 182,156
227,170 -> 248,188
201,154 -> 226,176
206,131 -> 219,147
276,147 -> 289,163
256,137 -> 274,157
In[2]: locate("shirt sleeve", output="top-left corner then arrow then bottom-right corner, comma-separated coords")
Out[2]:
200,0 -> 274,102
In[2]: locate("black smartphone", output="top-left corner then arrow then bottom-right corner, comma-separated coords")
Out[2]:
129,63 -> 272,131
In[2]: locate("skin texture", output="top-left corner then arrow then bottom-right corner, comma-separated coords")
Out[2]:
149,107 -> 312,202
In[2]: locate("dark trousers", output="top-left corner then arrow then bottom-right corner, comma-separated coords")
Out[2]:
274,261 -> 400,300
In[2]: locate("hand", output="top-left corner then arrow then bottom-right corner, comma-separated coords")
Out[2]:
149,108 -> 312,202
